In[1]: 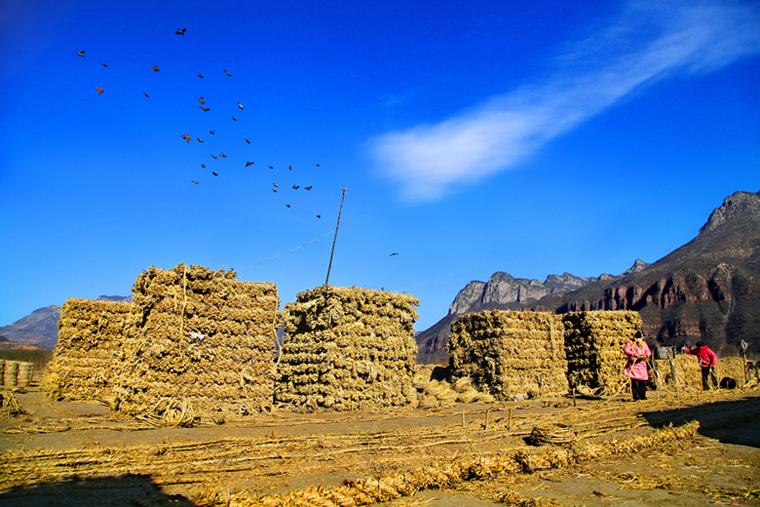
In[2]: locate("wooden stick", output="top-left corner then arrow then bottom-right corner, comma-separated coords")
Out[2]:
485,409 -> 490,430
324,188 -> 347,287
571,388 -> 577,407
507,408 -> 512,430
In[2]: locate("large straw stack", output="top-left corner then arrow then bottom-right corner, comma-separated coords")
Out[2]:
44,299 -> 131,401
448,311 -> 568,400
276,286 -> 419,411
114,264 -> 278,421
562,311 -> 642,394
3,361 -> 18,388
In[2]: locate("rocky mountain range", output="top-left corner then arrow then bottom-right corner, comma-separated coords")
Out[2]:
417,190 -> 760,363
0,295 -> 131,350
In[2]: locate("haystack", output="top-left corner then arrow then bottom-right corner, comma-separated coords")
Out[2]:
562,311 -> 642,395
114,264 -> 278,421
275,286 -> 419,411
44,299 -> 131,401
448,311 -> 568,400
656,355 -> 747,389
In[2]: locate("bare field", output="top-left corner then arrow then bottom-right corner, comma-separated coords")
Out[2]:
1,386 -> 759,506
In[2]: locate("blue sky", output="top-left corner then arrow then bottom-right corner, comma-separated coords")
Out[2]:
1,0 -> 758,330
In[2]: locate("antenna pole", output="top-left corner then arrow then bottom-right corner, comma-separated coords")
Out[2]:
324,188 -> 347,287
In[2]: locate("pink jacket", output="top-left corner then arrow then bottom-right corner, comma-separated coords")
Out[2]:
624,340 -> 651,381
684,345 -> 718,367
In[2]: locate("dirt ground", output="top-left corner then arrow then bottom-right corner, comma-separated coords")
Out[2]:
1,385 -> 759,506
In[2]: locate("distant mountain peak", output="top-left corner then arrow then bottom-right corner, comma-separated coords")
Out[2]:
623,258 -> 649,275
700,190 -> 760,234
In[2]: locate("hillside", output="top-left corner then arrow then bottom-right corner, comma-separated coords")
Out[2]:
416,190 -> 760,363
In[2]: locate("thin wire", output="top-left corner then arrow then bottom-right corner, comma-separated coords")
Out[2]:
246,230 -> 333,268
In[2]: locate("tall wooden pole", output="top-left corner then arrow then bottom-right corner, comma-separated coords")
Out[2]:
324,188 -> 347,287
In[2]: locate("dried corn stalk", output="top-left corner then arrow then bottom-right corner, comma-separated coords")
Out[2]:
276,286 -> 419,411
448,311 -> 568,400
562,311 -> 642,394
44,299 -> 132,402
114,263 -> 278,421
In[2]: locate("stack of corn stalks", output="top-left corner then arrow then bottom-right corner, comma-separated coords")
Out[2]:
562,311 -> 642,395
113,263 -> 278,422
448,311 -> 568,400
275,286 -> 418,411
43,299 -> 131,401
656,355 -> 748,389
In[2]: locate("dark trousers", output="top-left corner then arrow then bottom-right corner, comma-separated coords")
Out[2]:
631,379 -> 647,401
701,366 -> 718,390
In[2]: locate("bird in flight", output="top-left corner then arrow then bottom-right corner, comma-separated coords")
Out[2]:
237,102 -> 244,110
292,185 -> 300,190
96,86 -> 104,95
176,27 -> 186,36
245,161 -> 254,167
390,252 -> 400,256
305,186 -> 313,191
219,152 -> 228,158
76,50 -> 86,57
224,69 -> 232,77
267,165 -> 273,170
201,164 -> 207,169
285,204 -> 291,208
245,138 -> 251,144
197,73 -> 204,79
199,106 -> 211,112
231,115 -> 238,122
315,162 -> 321,168
101,62 -> 109,68
143,91 -> 150,98
288,165 -> 293,171
209,129 -> 216,135
181,134 -> 191,143
316,214 -> 321,219
196,137 -> 204,143
191,179 -> 199,184
152,65 -> 160,72
210,154 -> 218,159
198,97 -> 206,105
272,188 -> 278,193
212,171 -> 219,176
272,183 -> 279,188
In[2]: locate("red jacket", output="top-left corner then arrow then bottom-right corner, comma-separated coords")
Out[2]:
684,345 -> 718,367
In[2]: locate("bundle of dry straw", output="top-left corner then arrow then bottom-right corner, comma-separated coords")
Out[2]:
562,311 -> 642,395
114,263 -> 278,422
448,311 -> 568,400
44,299 -> 131,401
276,286 -> 419,411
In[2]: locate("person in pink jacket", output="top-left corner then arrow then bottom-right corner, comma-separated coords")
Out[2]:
624,330 -> 651,401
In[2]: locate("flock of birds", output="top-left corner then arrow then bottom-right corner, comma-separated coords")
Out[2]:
75,26 -> 402,257
76,27 -> 324,219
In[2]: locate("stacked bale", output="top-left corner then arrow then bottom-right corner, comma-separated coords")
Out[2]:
448,311 -> 568,400
276,286 -> 419,411
562,311 -> 642,394
3,361 -> 18,388
16,362 -> 33,387
44,299 -> 131,401
657,355 -> 747,389
114,264 -> 278,421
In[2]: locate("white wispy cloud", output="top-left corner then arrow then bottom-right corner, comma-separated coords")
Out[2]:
370,1 -> 760,202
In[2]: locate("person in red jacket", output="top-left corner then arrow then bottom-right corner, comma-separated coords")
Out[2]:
684,341 -> 718,390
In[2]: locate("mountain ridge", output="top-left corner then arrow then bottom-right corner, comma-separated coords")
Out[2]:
416,190 -> 760,363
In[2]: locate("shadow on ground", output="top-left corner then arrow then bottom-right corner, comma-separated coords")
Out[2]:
642,396 -> 760,448
0,474 -> 194,506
